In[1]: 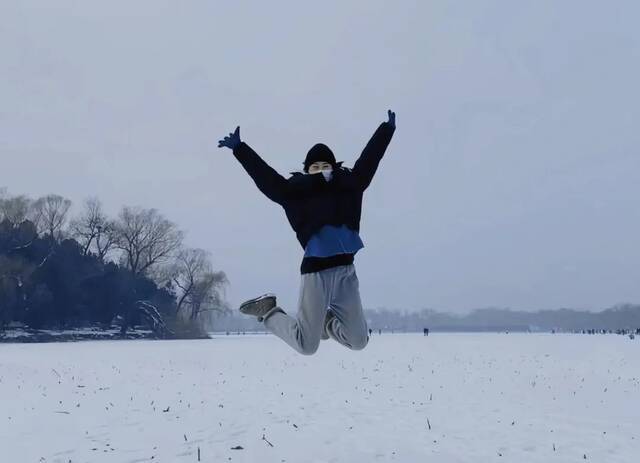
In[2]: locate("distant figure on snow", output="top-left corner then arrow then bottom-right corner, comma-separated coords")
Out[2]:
218,111 -> 396,355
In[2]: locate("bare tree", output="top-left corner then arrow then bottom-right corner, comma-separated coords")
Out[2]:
115,206 -> 184,277
0,195 -> 33,226
172,248 -> 228,320
32,194 -> 72,240
188,270 -> 228,321
172,248 -> 210,314
70,197 -> 117,261
0,193 -> 39,251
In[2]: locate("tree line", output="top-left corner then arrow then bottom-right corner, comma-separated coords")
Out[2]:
209,304 -> 640,334
364,304 -> 640,332
0,188 -> 228,337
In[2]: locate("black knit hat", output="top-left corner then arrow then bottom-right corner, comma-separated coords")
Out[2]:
303,143 -> 337,172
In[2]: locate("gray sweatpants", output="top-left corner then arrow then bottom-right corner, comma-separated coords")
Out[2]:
264,264 -> 369,355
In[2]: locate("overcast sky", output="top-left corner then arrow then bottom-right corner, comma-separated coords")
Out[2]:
2,0 -> 639,313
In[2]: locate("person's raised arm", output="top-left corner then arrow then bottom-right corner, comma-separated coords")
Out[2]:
218,126 -> 288,204
351,110 -> 396,190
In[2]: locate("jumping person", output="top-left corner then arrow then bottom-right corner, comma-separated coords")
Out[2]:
217,110 -> 396,355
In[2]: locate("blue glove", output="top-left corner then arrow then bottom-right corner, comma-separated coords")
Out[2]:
218,126 -> 242,150
387,110 -> 396,129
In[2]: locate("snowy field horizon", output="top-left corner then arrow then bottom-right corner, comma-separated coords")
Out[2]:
1,333 -> 638,462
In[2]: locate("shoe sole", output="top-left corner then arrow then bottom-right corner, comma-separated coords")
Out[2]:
239,293 -> 276,314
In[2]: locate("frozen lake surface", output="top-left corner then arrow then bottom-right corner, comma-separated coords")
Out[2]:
1,333 -> 638,462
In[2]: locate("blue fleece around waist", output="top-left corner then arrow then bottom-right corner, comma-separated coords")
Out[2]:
304,225 -> 364,258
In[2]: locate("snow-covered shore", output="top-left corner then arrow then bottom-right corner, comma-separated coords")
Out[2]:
0,327 -> 155,343
1,333 -> 638,462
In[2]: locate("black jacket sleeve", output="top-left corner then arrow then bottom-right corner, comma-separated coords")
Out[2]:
351,121 -> 396,190
232,142 -> 288,204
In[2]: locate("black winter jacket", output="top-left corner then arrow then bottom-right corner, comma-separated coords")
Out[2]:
232,121 -> 396,272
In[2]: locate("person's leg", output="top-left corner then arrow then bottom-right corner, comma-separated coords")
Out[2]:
326,265 -> 369,350
263,271 -> 329,355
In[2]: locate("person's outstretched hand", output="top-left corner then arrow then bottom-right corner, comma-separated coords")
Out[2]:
387,110 -> 396,129
218,126 -> 241,150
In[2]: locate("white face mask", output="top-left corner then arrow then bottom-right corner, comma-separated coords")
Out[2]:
308,162 -> 333,178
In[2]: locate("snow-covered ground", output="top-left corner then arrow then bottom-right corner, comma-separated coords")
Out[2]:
1,333 -> 638,462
